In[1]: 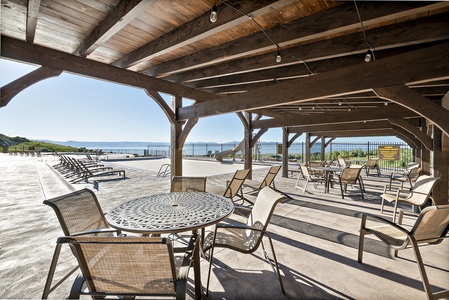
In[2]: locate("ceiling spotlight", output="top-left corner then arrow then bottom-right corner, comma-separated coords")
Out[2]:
384,100 -> 388,106
348,107 -> 351,112
338,100 -> 342,106
210,4 -> 218,23
276,46 -> 282,63
298,105 -> 302,110
365,49 -> 374,63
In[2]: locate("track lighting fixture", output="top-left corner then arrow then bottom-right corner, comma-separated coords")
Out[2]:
210,4 -> 217,23
276,46 -> 282,63
348,107 -> 351,112
339,100 -> 342,106
298,105 -> 302,110
384,100 -> 388,106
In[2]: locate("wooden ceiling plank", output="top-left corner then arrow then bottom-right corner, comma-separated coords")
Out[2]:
26,0 -> 41,43
178,42 -> 449,120
178,13 -> 449,85
75,0 -> 154,57
0,36 -> 215,102
112,0 -> 285,69
145,1 -> 447,77
374,84 -> 449,137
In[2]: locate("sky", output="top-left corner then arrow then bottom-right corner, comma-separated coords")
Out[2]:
0,58 -> 401,144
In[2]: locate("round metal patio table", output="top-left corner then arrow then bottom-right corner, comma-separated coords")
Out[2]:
106,192 -> 234,300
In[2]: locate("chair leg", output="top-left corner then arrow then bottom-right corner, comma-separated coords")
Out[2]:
409,237 -> 438,300
358,214 -> 367,263
206,231 -> 218,297
359,180 -> 364,199
262,233 -> 285,295
42,243 -> 63,299
339,182 -> 345,199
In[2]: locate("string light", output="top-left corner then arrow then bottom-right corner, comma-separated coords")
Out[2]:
354,1 -> 375,62
210,3 -> 217,23
218,0 -> 313,74
276,46 -> 282,63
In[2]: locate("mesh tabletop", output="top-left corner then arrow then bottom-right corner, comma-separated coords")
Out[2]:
106,192 -> 234,234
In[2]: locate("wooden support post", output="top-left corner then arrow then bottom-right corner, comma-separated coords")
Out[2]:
433,125 -> 449,205
282,127 -> 289,178
305,133 -> 311,164
171,96 -> 183,176
321,136 -> 325,161
244,112 -> 253,179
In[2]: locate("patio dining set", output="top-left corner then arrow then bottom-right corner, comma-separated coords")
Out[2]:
41,159 -> 448,300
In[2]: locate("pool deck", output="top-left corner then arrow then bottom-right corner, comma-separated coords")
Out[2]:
0,153 -> 448,299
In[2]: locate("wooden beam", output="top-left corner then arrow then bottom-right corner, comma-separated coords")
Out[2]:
388,118 -> 433,150
1,36 -> 215,102
252,105 -> 417,129
112,0 -> 288,68
26,0 -> 41,43
75,0 -> 153,57
374,85 -> 449,137
147,1 -> 447,77
288,120 -> 395,134
172,12 -> 449,84
178,42 -> 449,120
178,118 -> 198,150
145,90 -> 175,125
1,66 -> 62,107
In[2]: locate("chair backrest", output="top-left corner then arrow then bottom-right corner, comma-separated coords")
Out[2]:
408,166 -> 422,182
259,165 -> 281,188
60,236 -> 177,296
340,167 -> 362,184
337,158 -> 347,168
408,175 -> 440,205
309,161 -> 324,168
43,188 -> 109,236
411,205 -> 449,244
365,159 -> 378,168
171,176 -> 206,192
301,165 -> 311,177
223,169 -> 250,198
245,187 -> 285,248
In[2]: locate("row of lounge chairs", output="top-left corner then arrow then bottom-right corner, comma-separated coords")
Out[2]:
8,150 -> 42,157
54,154 -> 125,183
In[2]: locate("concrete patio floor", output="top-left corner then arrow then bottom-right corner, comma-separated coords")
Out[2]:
0,153 -> 447,299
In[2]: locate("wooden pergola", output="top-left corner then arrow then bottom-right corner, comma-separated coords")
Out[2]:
1,0 -> 448,203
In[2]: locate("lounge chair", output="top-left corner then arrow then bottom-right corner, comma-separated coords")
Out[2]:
380,175 -> 440,222
364,158 -> 380,176
70,160 -> 125,183
48,236 -> 196,300
358,205 -> 449,300
389,163 -> 421,190
42,189 -> 121,298
330,166 -> 365,199
203,187 -> 286,295
242,164 -> 281,196
295,165 -> 326,193
207,169 -> 250,204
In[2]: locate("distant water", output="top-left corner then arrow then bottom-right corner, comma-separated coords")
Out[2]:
83,141 -> 395,157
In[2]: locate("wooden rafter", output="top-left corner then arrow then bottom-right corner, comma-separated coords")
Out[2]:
26,0 -> 41,43
178,42 -> 449,120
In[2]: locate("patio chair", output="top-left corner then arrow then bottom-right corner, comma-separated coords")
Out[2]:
330,166 -> 365,199
42,189 -> 121,298
358,205 -> 449,300
50,236 -> 196,300
295,165 -> 326,193
242,165 -> 281,200
203,187 -> 286,295
364,158 -> 380,176
389,164 -> 422,190
380,175 -> 441,223
207,169 -> 250,204
171,176 -> 207,192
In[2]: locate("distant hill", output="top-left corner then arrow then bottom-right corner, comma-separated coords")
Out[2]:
0,134 -> 29,146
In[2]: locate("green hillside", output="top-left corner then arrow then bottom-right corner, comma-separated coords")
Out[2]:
0,134 -> 78,153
